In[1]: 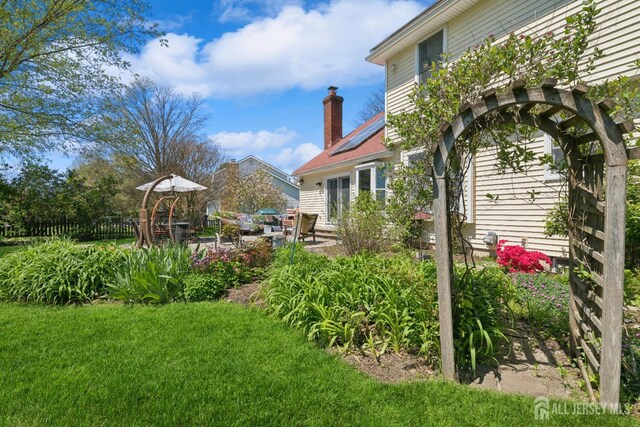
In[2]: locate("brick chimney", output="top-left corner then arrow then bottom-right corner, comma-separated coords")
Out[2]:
323,86 -> 343,150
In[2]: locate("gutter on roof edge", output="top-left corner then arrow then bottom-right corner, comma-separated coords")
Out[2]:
366,0 -> 480,65
293,150 -> 393,177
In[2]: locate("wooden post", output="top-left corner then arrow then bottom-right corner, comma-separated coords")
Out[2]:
599,163 -> 626,409
433,174 -> 456,380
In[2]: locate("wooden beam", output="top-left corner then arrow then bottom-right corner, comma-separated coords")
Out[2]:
572,240 -> 605,264
481,87 -> 496,98
571,84 -> 590,95
617,120 -> 636,134
559,115 -> 583,130
600,163 -> 626,409
573,289 -> 603,332
539,105 -> 562,118
575,222 -> 606,242
598,99 -> 617,112
511,79 -> 526,89
629,147 -> 640,160
432,175 -> 456,381
576,131 -> 598,145
574,184 -> 606,212
458,102 -> 471,114
542,77 -> 558,88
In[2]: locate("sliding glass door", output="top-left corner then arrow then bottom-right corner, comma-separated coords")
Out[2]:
327,176 -> 350,224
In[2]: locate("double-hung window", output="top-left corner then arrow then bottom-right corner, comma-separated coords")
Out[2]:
402,148 -> 474,222
417,30 -> 444,82
355,163 -> 386,202
543,133 -> 564,181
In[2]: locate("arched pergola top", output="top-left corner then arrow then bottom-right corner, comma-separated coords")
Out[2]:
429,78 -> 635,409
432,79 -> 631,178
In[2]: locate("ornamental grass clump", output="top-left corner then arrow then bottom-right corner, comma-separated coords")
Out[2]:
0,238 -> 125,304
106,244 -> 192,304
264,246 -> 512,371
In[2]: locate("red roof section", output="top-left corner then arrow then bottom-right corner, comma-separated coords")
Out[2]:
293,112 -> 389,176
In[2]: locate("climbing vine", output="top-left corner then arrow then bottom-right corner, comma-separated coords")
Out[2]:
385,0 -> 639,262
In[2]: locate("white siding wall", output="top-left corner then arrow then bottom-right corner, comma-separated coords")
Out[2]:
298,154 -> 399,228
386,0 -> 640,258
298,166 -> 355,228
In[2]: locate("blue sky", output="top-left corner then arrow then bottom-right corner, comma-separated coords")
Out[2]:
51,0 -> 430,174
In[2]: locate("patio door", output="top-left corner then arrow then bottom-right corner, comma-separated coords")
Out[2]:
327,176 -> 350,224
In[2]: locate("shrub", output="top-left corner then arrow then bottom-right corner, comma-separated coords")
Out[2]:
180,272 -> 227,302
336,192 -> 387,256
191,242 -> 271,285
106,244 -> 192,304
0,238 -> 124,304
495,240 -> 551,273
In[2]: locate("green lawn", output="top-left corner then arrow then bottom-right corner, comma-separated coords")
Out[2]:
0,303 -> 634,426
0,237 -> 136,259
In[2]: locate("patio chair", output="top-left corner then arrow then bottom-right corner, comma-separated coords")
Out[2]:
297,213 -> 318,242
282,208 -> 298,236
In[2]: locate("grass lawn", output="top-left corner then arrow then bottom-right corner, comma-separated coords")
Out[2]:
0,237 -> 136,259
0,303 -> 635,426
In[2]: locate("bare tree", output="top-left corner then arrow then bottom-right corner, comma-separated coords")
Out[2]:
91,78 -> 226,217
353,83 -> 385,128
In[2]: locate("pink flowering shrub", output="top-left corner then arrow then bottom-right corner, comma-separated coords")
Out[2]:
496,240 -> 551,273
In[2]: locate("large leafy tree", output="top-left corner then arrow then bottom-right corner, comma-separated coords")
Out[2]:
1,162 -> 119,229
0,0 -> 160,159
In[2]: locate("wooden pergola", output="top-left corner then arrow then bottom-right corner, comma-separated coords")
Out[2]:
431,79 -> 638,408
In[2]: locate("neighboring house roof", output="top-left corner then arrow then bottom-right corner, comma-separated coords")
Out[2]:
213,155 -> 299,190
293,112 -> 390,176
366,0 -> 481,65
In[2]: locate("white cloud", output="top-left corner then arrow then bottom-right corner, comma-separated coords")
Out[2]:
129,0 -> 423,97
216,0 -> 304,23
269,142 -> 322,173
154,15 -> 192,31
212,127 -> 298,159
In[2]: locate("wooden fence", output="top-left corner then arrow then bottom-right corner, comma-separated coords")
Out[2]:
0,218 -> 137,241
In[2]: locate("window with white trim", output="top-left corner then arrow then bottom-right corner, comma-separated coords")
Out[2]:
402,149 -> 432,213
401,148 -> 474,222
417,30 -> 444,82
543,133 -> 564,181
356,163 -> 386,202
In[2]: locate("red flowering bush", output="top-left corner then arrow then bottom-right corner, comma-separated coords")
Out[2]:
496,240 -> 551,273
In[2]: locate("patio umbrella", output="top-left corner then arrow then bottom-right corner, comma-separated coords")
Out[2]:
136,174 -> 207,193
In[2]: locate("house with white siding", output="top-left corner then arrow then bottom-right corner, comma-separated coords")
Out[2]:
208,155 -> 300,214
363,0 -> 639,260
293,87 -> 396,228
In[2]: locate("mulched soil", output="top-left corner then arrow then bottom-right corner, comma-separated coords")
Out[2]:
224,282 -> 264,306
336,350 -> 435,383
